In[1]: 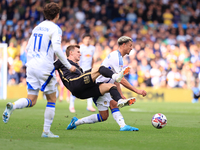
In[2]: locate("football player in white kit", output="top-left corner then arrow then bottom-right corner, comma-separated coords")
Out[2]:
2,2 -> 76,138
69,34 -> 96,113
67,36 -> 147,131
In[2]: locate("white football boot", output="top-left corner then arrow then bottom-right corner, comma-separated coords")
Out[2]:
41,131 -> 59,138
2,102 -> 14,123
113,66 -> 131,83
117,97 -> 136,108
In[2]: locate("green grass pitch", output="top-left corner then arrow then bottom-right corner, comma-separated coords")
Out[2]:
0,99 -> 200,150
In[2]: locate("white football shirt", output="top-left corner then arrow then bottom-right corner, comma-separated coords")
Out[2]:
96,50 -> 123,84
26,20 -> 64,73
79,44 -> 95,72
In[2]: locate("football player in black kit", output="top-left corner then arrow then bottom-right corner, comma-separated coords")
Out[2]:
54,45 -> 136,108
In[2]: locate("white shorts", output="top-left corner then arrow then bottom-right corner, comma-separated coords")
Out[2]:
95,93 -> 112,111
26,67 -> 57,95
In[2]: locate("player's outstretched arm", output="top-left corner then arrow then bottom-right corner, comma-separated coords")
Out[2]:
120,77 -> 147,97
54,48 -> 73,70
51,26 -> 76,72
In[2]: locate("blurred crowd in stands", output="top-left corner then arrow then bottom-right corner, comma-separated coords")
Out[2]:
1,0 -> 200,89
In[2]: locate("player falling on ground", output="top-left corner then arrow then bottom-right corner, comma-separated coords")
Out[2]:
54,45 -> 136,109
67,36 -> 147,131
2,2 -> 76,138
69,34 -> 96,113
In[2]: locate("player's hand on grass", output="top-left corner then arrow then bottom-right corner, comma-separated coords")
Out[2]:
69,65 -> 76,72
137,89 -> 147,97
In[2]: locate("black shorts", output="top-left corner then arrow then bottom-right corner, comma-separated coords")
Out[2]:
63,70 -> 102,99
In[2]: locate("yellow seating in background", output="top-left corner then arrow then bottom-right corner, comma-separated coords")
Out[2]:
7,85 -> 192,102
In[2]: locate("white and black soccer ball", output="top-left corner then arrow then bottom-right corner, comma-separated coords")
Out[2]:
151,113 -> 167,129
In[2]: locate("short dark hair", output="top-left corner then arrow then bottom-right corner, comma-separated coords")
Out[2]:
82,33 -> 91,39
66,45 -> 80,57
43,2 -> 60,20
117,36 -> 133,46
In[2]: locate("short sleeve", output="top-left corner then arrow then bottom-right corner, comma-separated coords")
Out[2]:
109,51 -> 123,73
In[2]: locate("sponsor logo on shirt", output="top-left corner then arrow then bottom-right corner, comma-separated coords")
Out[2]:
84,75 -> 90,84
85,54 -> 91,57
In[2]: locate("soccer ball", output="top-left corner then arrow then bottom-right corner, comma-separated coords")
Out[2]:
151,113 -> 167,129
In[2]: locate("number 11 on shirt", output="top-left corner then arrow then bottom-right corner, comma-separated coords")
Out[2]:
33,33 -> 43,52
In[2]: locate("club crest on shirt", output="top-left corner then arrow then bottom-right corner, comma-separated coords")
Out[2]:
104,101 -> 107,105
84,75 -> 90,84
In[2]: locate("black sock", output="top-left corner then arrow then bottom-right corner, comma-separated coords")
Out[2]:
98,66 -> 114,78
109,86 -> 122,102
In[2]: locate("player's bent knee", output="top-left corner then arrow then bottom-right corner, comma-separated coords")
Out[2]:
45,90 -> 57,103
109,85 -> 117,91
110,100 -> 118,109
30,99 -> 37,107
27,94 -> 38,107
98,114 -> 108,121
99,83 -> 116,95
108,84 -> 116,88
98,112 -> 109,121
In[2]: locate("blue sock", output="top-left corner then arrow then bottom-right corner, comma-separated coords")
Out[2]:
97,114 -> 104,122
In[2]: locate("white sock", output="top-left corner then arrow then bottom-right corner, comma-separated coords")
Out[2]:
111,108 -> 126,128
112,74 -> 118,81
87,98 -> 93,107
69,94 -> 76,108
43,102 -> 55,133
13,98 -> 31,109
75,114 -> 100,126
